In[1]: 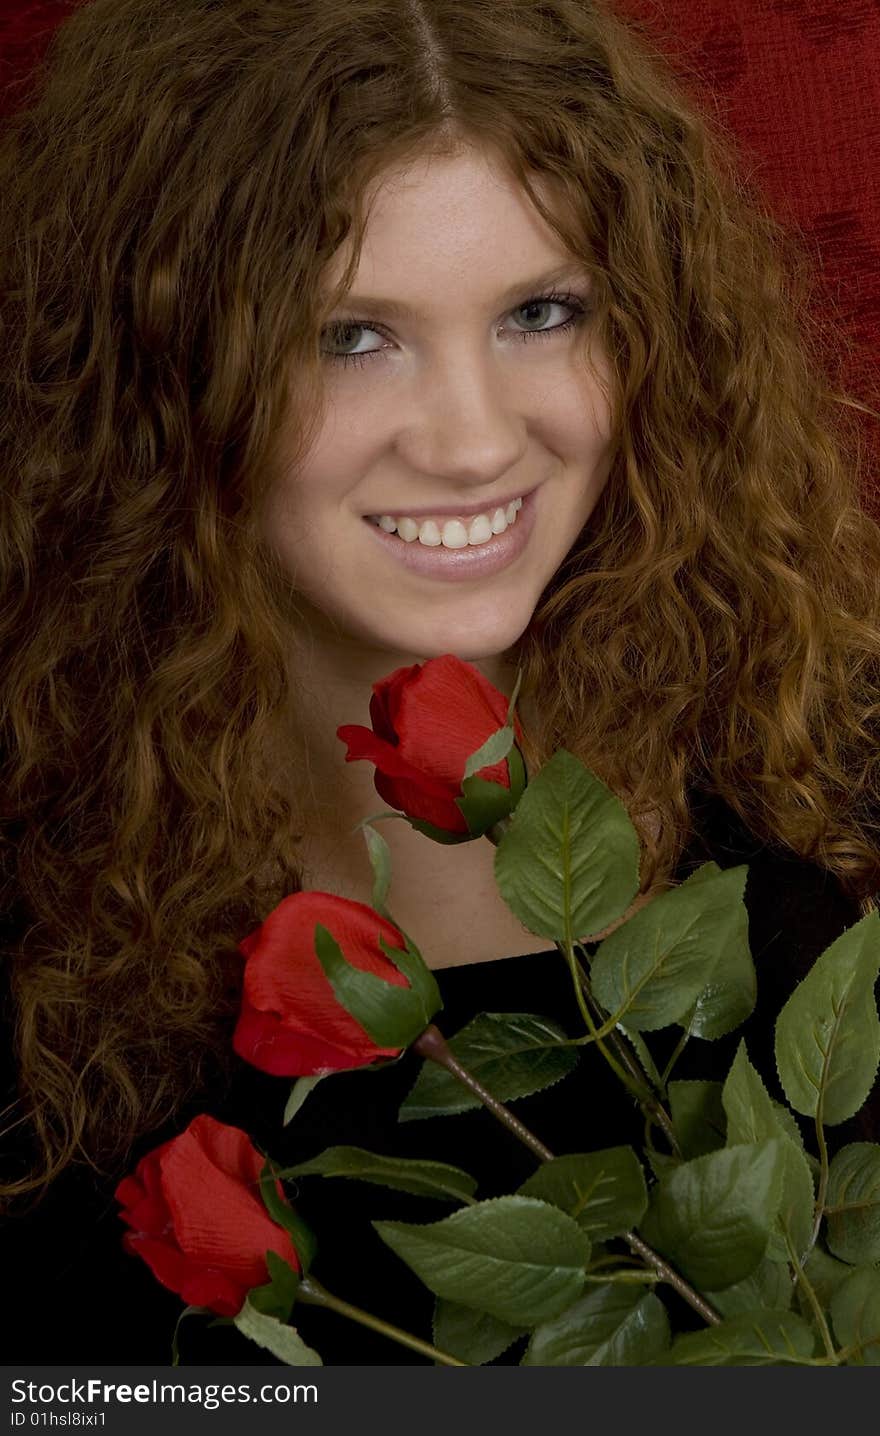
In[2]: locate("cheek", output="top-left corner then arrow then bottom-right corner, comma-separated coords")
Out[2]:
294,394 -> 390,502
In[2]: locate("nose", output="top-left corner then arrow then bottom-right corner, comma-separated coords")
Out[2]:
392,349 -> 528,487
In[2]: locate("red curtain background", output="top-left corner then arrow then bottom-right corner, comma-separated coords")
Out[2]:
2,0 -> 878,503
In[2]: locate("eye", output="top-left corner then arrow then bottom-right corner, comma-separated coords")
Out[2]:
318,288 -> 585,370
317,321 -> 381,364
505,293 -> 586,339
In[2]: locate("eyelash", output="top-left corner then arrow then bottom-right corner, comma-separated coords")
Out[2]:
321,290 -> 589,370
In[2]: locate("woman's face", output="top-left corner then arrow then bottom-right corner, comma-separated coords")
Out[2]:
263,144 -> 615,666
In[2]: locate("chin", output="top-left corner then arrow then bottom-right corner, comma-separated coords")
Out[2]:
377,615 -> 534,665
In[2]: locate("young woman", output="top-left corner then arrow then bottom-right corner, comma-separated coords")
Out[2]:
1,0 -> 878,1364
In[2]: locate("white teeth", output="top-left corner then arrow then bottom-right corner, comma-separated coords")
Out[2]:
397,517 -> 420,542
372,496 -> 524,548
467,514 -> 493,544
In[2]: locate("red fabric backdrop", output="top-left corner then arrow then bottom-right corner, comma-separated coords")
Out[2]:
2,0 -> 878,498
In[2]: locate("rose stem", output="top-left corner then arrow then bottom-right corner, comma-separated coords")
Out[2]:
412,1023 -> 721,1328
297,1275 -> 468,1366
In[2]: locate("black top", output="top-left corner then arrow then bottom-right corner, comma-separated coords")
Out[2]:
1,790 -> 877,1366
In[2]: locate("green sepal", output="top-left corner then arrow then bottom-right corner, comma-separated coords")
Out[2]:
379,931 -> 442,1022
462,723 -> 515,781
461,722 -> 527,813
258,1158 -> 318,1273
505,739 -> 527,806
362,822 -> 393,915
505,664 -> 525,730
246,1248 -> 301,1324
171,1305 -> 213,1366
233,1293 -> 323,1366
312,922 -> 441,1050
455,774 -> 519,838
283,1074 -> 325,1126
406,816 -> 474,845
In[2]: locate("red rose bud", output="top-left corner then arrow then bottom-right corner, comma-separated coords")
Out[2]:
115,1114 -> 300,1318
233,891 -> 441,1076
337,654 -> 527,840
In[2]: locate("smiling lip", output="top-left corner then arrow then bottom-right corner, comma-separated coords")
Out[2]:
365,486 -> 536,521
361,487 -> 538,583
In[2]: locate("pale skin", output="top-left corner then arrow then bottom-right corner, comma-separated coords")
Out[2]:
261,142 -> 653,966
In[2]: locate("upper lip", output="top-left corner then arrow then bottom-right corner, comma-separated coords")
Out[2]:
365,487 -> 534,520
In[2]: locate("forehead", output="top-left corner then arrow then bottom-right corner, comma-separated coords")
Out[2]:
321,145 -> 580,302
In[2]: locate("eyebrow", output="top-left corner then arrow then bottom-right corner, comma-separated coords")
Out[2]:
323,264 -> 593,321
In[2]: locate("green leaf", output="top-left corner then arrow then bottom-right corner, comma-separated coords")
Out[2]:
799,1246 -> 854,1311
233,1293 -> 323,1366
825,1143 -> 880,1265
432,1299 -> 525,1365
517,1148 -> 647,1241
283,1075 -> 324,1127
775,911 -> 880,1124
652,1310 -> 817,1365
639,1139 -> 786,1290
493,749 -> 642,941
615,1025 -> 665,1092
829,1265 -> 880,1364
721,1041 -> 814,1259
681,897 -> 756,1040
313,922 -> 441,1050
374,1196 -> 591,1327
523,1286 -> 670,1366
399,1012 -> 578,1121
589,863 -> 749,1032
705,1257 -> 794,1317
668,1080 -> 727,1159
276,1145 -> 477,1203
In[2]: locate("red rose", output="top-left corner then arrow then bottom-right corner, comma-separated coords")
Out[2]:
115,1114 -> 299,1317
336,654 -> 525,836
232,891 -> 413,1076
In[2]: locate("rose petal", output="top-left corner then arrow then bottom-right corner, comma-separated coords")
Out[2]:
336,723 -> 453,795
124,1232 -> 246,1317
241,894 -> 408,1053
395,657 -> 511,785
158,1125 -> 299,1282
233,998 -> 398,1074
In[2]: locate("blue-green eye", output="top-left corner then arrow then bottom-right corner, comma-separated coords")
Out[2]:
507,294 -> 585,337
321,322 -> 386,357
318,290 -> 585,370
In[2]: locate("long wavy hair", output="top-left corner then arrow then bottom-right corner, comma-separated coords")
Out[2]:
2,0 -> 879,1204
